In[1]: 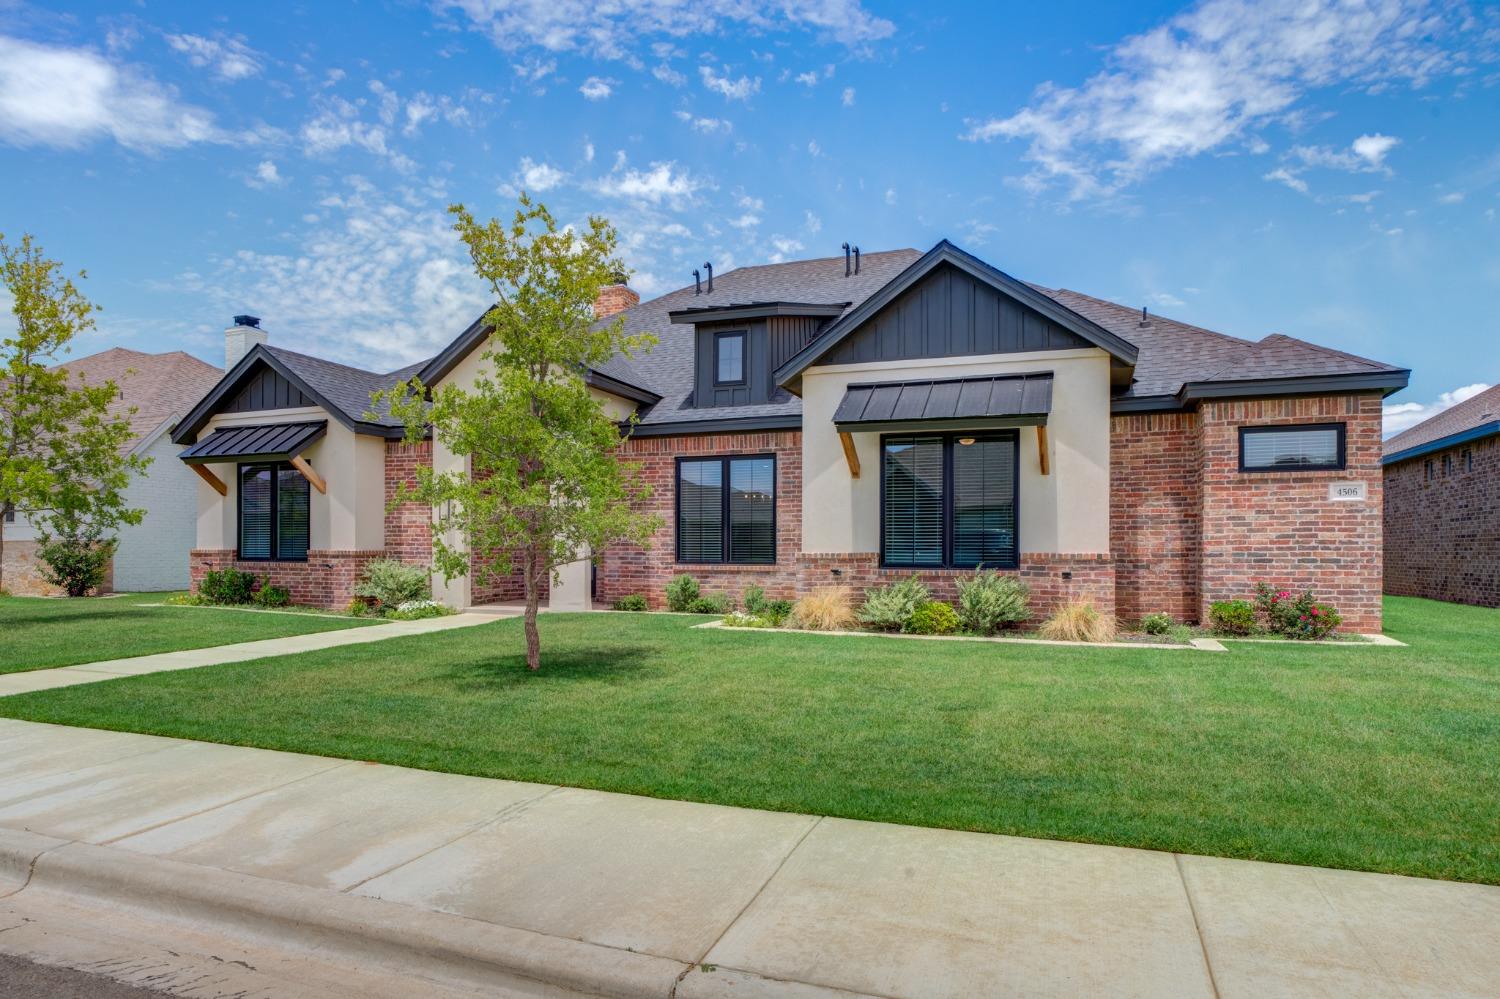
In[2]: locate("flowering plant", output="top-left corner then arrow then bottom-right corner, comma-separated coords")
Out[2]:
1254,582 -> 1341,640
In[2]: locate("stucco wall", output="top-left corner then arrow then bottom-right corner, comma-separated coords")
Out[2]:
113,431 -> 200,591
798,347 -> 1113,557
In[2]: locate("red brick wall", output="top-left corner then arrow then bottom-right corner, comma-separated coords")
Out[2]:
1110,412 -> 1201,624
595,284 -> 640,319
795,552 -> 1115,622
1384,435 -> 1500,607
1198,393 -> 1385,632
384,440 -> 433,565
595,430 -> 803,608
190,549 -> 382,610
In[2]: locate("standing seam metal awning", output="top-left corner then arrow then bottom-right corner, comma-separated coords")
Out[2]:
179,421 -> 327,464
833,373 -> 1053,432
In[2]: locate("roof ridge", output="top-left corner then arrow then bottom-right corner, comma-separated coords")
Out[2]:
1385,382 -> 1500,450
265,344 -> 384,378
723,247 -> 921,275
1257,333 -> 1391,372
1045,287 -> 1255,347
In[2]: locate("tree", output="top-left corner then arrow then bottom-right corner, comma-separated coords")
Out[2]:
375,196 -> 659,669
1,233 -> 145,594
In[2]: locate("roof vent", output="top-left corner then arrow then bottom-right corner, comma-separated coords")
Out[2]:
1138,306 -> 1151,328
853,246 -> 861,275
702,261 -> 713,294
842,242 -> 851,277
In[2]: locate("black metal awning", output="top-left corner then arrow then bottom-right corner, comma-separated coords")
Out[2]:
179,421 -> 327,464
833,373 -> 1053,433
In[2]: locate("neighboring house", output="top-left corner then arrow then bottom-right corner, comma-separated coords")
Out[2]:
1382,383 -> 1500,607
2,347 -> 222,594
173,241 -> 1408,630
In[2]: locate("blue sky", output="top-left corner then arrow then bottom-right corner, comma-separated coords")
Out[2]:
1,0 -> 1497,434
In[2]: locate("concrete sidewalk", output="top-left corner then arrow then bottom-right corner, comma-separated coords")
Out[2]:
0,718 -> 1495,999
0,610 -> 507,696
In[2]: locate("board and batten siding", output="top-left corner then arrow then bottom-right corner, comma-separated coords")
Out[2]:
818,263 -> 1090,367
225,367 -> 314,413
694,319 -> 771,408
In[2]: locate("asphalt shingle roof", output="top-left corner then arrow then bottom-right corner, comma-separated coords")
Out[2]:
56,347 -> 222,453
256,245 -> 1404,429
1383,383 -> 1500,458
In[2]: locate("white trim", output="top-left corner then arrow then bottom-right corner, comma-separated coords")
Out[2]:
130,414 -> 181,457
804,347 -> 1106,378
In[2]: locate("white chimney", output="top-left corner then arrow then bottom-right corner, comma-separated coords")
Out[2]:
225,315 -> 267,370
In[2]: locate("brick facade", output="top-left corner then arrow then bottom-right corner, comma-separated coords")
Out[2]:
595,430 -> 803,608
1384,435 -> 1500,607
1197,393 -> 1385,632
190,548 -> 383,610
383,440 -> 433,565
1110,411 -> 1201,624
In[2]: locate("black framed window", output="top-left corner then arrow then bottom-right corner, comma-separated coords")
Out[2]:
714,331 -> 746,386
1239,423 -> 1345,472
676,455 -> 775,564
881,431 -> 1018,570
238,462 -> 310,562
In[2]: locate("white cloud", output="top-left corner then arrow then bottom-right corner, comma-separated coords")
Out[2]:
771,236 -> 803,256
1437,191 -> 1465,204
728,213 -> 760,229
184,178 -> 490,369
583,140 -> 595,162
699,65 -> 760,101
807,139 -> 822,157
512,56 -> 556,81
794,70 -> 819,87
579,76 -> 616,100
1263,167 -> 1309,193
674,110 -> 732,133
804,210 -> 822,233
592,160 -> 704,206
164,32 -> 262,80
1147,291 -> 1185,308
961,219 -> 998,245
1351,133 -> 1400,169
0,35 -> 238,151
962,0 -> 1477,200
652,63 -> 687,87
1383,383 -> 1492,437
247,159 -> 284,188
884,187 -> 897,205
841,86 -> 855,106
439,0 -> 894,59
498,156 -> 567,196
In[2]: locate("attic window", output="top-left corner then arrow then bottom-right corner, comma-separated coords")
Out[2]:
714,331 -> 746,386
1239,424 -> 1345,472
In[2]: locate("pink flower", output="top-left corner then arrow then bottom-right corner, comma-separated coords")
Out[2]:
1311,607 -> 1320,616
1278,590 -> 1291,599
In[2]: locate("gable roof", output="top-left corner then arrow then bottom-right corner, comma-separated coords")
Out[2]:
1383,383 -> 1500,465
774,241 -> 1139,387
56,347 -> 221,454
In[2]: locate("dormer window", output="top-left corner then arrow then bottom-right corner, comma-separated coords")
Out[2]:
714,331 -> 746,386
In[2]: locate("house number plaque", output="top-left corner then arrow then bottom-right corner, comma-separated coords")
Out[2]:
1328,482 -> 1367,502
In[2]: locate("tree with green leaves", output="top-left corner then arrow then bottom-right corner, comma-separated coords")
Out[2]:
375,197 -> 659,669
1,233 -> 145,595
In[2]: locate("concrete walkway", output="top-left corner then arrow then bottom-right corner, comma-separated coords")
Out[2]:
0,611 -> 508,696
0,720 -> 1494,998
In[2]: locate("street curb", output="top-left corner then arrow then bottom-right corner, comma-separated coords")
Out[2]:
0,828 -> 67,896
5,831 -> 688,999
677,965 -> 879,998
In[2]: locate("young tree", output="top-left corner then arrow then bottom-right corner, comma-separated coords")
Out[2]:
0,233 -> 145,594
376,197 -> 659,669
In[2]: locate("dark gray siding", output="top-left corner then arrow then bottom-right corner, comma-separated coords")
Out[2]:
818,262 -> 1091,367
226,366 -> 314,413
768,315 -> 825,371
695,320 -> 774,408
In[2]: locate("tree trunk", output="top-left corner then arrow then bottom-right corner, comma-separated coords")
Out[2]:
523,544 -> 541,671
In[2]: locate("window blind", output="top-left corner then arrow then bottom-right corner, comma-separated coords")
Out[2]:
952,436 -> 1016,567
882,436 -> 944,567
238,466 -> 273,559
1241,426 -> 1342,470
276,466 -> 311,561
676,455 -> 776,564
677,459 -> 724,562
728,457 -> 775,563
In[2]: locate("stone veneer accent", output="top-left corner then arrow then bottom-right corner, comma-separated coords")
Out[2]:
2,540 -> 113,597
1198,393 -> 1385,632
1384,434 -> 1500,607
1110,411 -> 1201,624
190,549 -> 384,610
595,430 -> 803,608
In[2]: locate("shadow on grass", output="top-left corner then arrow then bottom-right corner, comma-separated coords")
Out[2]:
0,607 -> 167,627
439,642 -> 669,689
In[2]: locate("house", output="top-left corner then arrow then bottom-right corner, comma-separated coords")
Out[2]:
172,241 -> 1408,629
2,347 -> 222,594
1382,383 -> 1500,607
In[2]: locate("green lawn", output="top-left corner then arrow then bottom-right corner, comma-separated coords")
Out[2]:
1,595 -> 1495,884
0,592 -> 373,674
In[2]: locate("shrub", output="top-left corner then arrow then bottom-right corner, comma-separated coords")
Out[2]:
791,586 -> 855,631
1209,599 -> 1257,636
954,570 -> 1030,635
1039,600 -> 1116,643
346,598 -> 374,617
687,593 -> 731,615
1284,600 -> 1342,640
201,568 -> 257,605
612,593 -> 648,612
36,536 -> 117,597
857,575 -> 929,631
254,579 -> 291,608
1256,583 -> 1341,640
763,599 -> 794,626
1139,612 -> 1173,636
354,559 -> 430,610
906,600 -> 959,635
665,573 -> 700,612
722,611 -> 778,629
742,585 -> 768,616
385,599 -> 453,621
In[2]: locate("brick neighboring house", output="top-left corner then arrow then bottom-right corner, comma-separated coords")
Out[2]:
1382,383 -> 1500,608
172,241 -> 1408,629
2,347 -> 222,595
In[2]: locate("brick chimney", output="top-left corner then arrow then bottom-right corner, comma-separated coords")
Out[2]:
225,315 -> 267,369
594,279 -> 639,321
